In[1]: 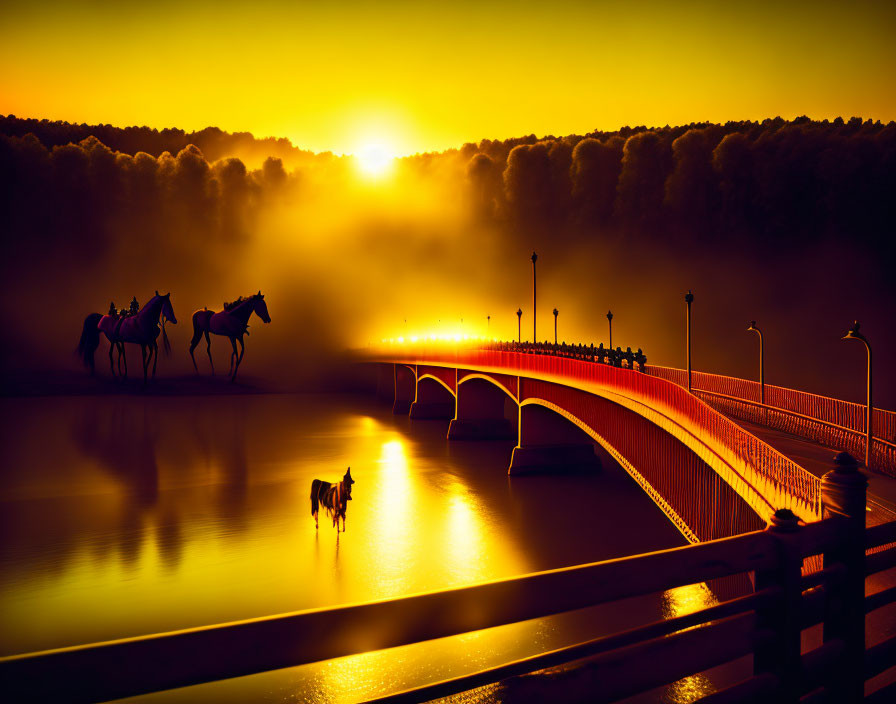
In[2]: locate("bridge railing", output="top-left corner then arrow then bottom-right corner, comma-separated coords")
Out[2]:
393,346 -> 822,520
4,456 -> 891,704
648,364 -> 896,476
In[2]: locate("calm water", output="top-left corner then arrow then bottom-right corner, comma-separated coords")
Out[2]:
0,392 -> 725,702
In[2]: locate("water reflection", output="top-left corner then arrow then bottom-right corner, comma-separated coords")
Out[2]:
1,393 -> 696,702
659,583 -> 720,702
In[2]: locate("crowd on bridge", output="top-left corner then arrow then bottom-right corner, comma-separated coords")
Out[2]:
487,340 -> 648,371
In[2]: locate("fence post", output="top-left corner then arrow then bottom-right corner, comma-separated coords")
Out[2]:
820,451 -> 867,703
754,508 -> 803,703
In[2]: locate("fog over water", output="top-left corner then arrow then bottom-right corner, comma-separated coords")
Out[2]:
0,392 -> 737,702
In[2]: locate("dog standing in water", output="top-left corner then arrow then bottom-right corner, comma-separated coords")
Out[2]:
310,468 -> 355,531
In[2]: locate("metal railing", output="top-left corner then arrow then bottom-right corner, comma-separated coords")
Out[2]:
648,365 -> 896,476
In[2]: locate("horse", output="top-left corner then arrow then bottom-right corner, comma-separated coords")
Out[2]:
189,291 -> 271,382
310,468 -> 355,532
78,312 -> 126,377
88,292 -> 177,384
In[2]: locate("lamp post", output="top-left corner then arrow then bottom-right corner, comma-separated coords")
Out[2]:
516,308 -> 522,344
607,310 -> 613,350
487,314 -> 490,337
553,308 -> 559,344
843,321 -> 873,468
531,251 -> 538,343
747,320 -> 765,405
684,290 -> 694,392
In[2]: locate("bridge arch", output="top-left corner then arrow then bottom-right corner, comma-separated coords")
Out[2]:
416,374 -> 456,397
448,373 -> 519,441
410,374 -> 456,420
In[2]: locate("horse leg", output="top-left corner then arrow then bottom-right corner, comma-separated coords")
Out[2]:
152,341 -> 159,379
229,337 -> 239,382
189,333 -> 200,374
233,336 -> 245,382
205,331 -> 214,375
121,343 -> 128,379
109,343 -> 116,377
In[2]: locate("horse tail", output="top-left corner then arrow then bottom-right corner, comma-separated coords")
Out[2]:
77,313 -> 102,371
161,316 -> 171,357
310,479 -> 321,515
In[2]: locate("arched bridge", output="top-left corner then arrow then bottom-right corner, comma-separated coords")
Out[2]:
371,347 -> 836,544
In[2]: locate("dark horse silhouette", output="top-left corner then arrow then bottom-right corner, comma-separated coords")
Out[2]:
78,292 -> 177,384
189,291 -> 271,382
310,468 -> 355,531
78,312 -> 126,378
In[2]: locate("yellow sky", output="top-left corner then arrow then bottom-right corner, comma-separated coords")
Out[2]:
2,1 -> 894,155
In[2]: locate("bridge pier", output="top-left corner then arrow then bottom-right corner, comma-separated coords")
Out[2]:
448,376 -> 517,441
392,364 -> 416,415
409,376 -> 456,420
508,402 -> 600,476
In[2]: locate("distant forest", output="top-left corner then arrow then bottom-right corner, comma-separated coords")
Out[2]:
1,114 -> 894,261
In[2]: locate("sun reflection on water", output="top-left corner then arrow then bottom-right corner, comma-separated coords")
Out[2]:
660,582 -> 719,702
367,439 -> 415,594
444,480 -> 488,582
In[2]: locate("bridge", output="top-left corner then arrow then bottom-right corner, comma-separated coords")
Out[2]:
370,342 -> 896,545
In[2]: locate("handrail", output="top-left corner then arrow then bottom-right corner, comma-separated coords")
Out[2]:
647,363 -> 896,448
689,388 -> 896,476
363,589 -> 778,704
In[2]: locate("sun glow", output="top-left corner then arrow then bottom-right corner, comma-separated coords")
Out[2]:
355,143 -> 393,177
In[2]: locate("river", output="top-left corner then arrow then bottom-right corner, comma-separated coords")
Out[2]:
0,392 -> 731,702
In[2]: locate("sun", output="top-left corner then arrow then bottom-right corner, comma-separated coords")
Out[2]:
355,143 -> 393,177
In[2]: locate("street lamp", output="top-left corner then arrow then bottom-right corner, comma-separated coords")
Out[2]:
487,314 -> 490,336
516,308 -> 522,344
607,310 -> 613,350
747,320 -> 765,405
843,321 -> 873,468
553,308 -> 559,344
531,251 -> 538,343
684,290 -> 694,392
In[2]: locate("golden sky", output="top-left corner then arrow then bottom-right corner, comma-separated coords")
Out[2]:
2,1 -> 894,155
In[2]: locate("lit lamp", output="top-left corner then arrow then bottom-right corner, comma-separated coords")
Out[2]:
747,320 -> 765,405
843,321 -> 873,468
